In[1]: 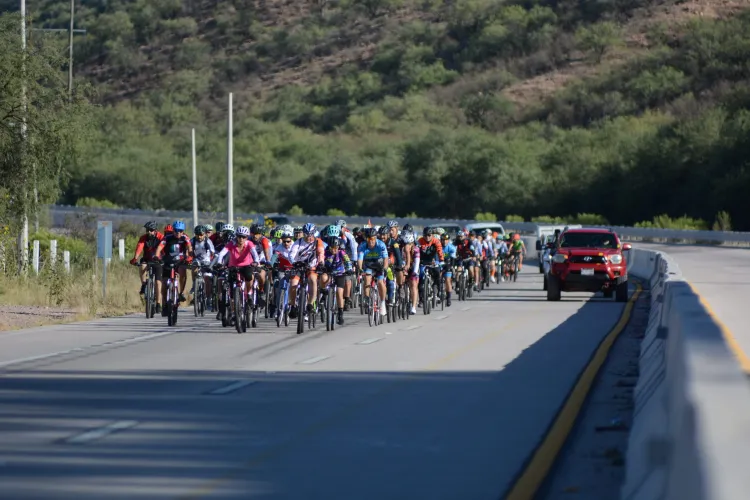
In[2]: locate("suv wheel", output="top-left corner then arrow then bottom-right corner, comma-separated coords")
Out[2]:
543,274 -> 548,291
546,275 -> 561,301
615,280 -> 628,302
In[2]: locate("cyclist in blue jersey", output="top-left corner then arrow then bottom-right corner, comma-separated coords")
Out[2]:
440,232 -> 456,307
357,227 -> 390,317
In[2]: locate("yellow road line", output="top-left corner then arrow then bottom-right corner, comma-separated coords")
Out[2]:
505,283 -> 642,500
178,315 -> 531,499
688,282 -> 750,374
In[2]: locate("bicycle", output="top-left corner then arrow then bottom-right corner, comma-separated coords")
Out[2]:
293,262 -> 316,334
228,266 -> 250,334
162,261 -> 183,327
319,267 -> 343,331
365,270 -> 383,327
192,263 -> 211,317
273,267 -> 293,328
214,266 -> 232,328
385,267 -> 399,324
132,260 -> 159,319
262,263 -> 273,319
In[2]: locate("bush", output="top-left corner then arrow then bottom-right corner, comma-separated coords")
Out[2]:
504,214 -> 525,222
287,205 -> 305,216
570,213 -> 609,225
76,197 -> 121,209
326,208 -> 347,216
712,210 -> 732,232
475,212 -> 497,221
634,214 -> 708,230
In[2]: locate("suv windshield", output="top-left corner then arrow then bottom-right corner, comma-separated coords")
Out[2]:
560,232 -> 618,249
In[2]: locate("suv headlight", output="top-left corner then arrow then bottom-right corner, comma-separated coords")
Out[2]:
552,254 -> 567,264
609,254 -> 622,265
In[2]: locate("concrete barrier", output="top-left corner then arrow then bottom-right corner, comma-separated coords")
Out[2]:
621,248 -> 750,500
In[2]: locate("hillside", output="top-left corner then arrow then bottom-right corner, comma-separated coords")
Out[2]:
4,0 -> 750,229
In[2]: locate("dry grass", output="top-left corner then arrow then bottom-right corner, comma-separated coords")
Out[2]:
0,260 -> 195,331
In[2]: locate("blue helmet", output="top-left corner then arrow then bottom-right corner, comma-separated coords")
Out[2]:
325,225 -> 341,238
302,223 -> 316,236
173,220 -> 186,232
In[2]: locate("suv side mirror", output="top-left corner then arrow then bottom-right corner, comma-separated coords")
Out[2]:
535,240 -> 542,251
622,243 -> 632,251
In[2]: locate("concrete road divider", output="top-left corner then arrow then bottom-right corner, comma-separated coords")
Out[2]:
622,247 -> 750,500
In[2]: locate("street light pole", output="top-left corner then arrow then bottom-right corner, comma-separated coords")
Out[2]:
68,0 -> 74,100
227,93 -> 234,225
18,0 -> 29,274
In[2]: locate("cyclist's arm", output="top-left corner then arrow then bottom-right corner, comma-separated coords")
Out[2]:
263,239 -> 272,262
133,236 -> 146,261
250,244 -> 260,265
154,240 -> 166,260
210,246 -> 229,267
412,251 -> 420,274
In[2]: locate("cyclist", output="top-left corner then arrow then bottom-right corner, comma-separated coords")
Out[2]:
130,221 -> 164,314
210,225 -> 260,319
509,233 -> 526,271
210,222 -> 224,246
400,230 -> 420,315
496,234 -> 509,281
293,226 -> 304,241
203,224 -> 215,241
269,227 -> 295,319
377,226 -> 399,307
154,220 -> 193,307
357,226 -> 390,317
250,224 -> 272,308
190,225 -> 215,308
455,230 -> 478,289
337,219 -> 358,309
320,225 -> 353,325
288,223 -> 325,320
440,231 -> 456,307
384,220 -> 404,307
417,226 -> 444,305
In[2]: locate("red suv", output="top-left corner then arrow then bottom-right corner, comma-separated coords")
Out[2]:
546,228 -> 631,302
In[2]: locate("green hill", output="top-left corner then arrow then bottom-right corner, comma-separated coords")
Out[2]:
2,0 -> 750,229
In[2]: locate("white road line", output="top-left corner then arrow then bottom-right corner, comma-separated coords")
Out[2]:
404,325 -> 422,331
208,380 -> 257,395
435,315 -> 448,320
357,338 -> 383,345
461,307 -> 472,311
298,355 -> 331,365
64,420 -> 139,445
0,331 -> 177,369
384,331 -> 393,335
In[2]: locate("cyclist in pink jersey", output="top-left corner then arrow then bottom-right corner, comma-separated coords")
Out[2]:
210,226 -> 260,284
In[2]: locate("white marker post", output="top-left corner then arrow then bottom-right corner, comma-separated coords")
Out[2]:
227,93 -> 234,225
32,240 -> 39,274
63,251 -> 70,273
49,239 -> 57,266
118,239 -> 125,260
192,128 -> 198,229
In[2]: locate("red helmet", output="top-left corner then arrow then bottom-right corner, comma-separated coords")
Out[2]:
164,224 -> 173,234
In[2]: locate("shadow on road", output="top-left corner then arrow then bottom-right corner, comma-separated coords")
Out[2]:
0,273 -> 630,499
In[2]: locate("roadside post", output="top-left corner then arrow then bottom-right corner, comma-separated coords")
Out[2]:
97,221 -> 112,299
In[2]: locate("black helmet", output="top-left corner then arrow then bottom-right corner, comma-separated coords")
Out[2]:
144,221 -> 158,231
215,222 -> 225,233
377,226 -> 388,236
365,227 -> 378,238
403,223 -> 413,232
194,225 -> 204,235
250,224 -> 264,235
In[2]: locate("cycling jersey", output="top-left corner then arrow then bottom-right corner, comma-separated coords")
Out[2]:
385,237 -> 404,268
456,240 -> 475,260
290,237 -> 325,269
157,234 -> 192,264
406,245 -> 420,276
271,242 -> 295,270
511,240 -> 524,252
443,242 -> 457,263
191,236 -> 215,265
252,236 -> 273,263
417,237 -> 443,265
323,248 -> 352,276
212,240 -> 260,267
134,231 -> 164,261
341,229 -> 358,261
357,239 -> 388,263
497,240 -> 509,256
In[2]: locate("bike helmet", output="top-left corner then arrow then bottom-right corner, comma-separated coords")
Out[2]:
215,222 -> 225,233
320,224 -> 331,237
194,225 -> 204,235
236,225 -> 250,237
513,233 -> 521,241
164,224 -> 173,234
387,219 -> 399,228
336,219 -> 347,228
144,221 -> 157,231
204,223 -> 214,233
436,227 -> 446,236
173,220 -> 186,232
441,232 -> 450,241
365,227 -> 378,238
327,235 -> 341,247
223,223 -> 235,233
250,224 -> 264,235
377,226 -> 388,236
281,228 -> 294,239
281,224 -> 293,234
293,226 -> 303,234
403,223 -> 413,232
302,223 -> 316,236
423,226 -> 433,236
401,231 -> 415,244
325,225 -> 341,238
272,227 -> 283,239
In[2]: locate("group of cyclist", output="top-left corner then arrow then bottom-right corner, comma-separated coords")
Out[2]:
130,218 -> 527,328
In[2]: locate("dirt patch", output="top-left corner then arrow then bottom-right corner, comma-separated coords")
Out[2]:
0,306 -> 81,332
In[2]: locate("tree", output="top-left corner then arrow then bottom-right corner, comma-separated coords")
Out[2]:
575,21 -> 621,63
0,13 -> 96,272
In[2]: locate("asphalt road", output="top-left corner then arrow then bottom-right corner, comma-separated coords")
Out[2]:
0,265 -> 633,500
634,242 -> 750,361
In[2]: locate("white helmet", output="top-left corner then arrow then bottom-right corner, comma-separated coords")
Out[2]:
223,223 -> 235,233
236,225 -> 250,237
401,231 -> 415,244
281,224 -> 293,234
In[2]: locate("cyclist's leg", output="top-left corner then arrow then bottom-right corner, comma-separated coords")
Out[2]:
443,264 -> 453,305
386,267 -> 395,304
363,269 -> 373,298
377,270 -> 387,314
306,270 -> 318,312
138,262 -> 147,293
409,270 -> 419,312
177,265 -> 187,300
289,272 -> 301,316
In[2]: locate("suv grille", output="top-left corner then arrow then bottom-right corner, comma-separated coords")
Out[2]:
569,255 -> 607,264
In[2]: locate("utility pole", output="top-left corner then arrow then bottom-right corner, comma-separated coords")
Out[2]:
191,128 -> 198,229
68,0 -> 74,101
18,0 -> 29,274
227,93 -> 234,225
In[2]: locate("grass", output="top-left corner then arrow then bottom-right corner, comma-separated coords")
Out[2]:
0,259 -> 196,330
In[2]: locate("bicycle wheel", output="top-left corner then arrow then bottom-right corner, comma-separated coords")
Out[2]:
297,281 -> 306,335
194,278 -> 201,317
263,277 -> 271,319
329,287 -> 337,331
234,287 -> 244,334
404,285 -> 411,320
438,282 -> 444,311
275,281 -> 284,327
513,259 -> 519,282
367,292 -> 374,327
145,276 -> 154,319
359,279 -> 365,315
422,277 -> 430,315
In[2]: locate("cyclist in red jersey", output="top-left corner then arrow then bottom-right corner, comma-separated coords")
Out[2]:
154,220 -> 193,305
130,221 -> 165,313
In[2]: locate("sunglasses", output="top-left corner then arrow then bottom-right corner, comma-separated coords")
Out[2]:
283,239 -> 293,244
236,235 -> 248,239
